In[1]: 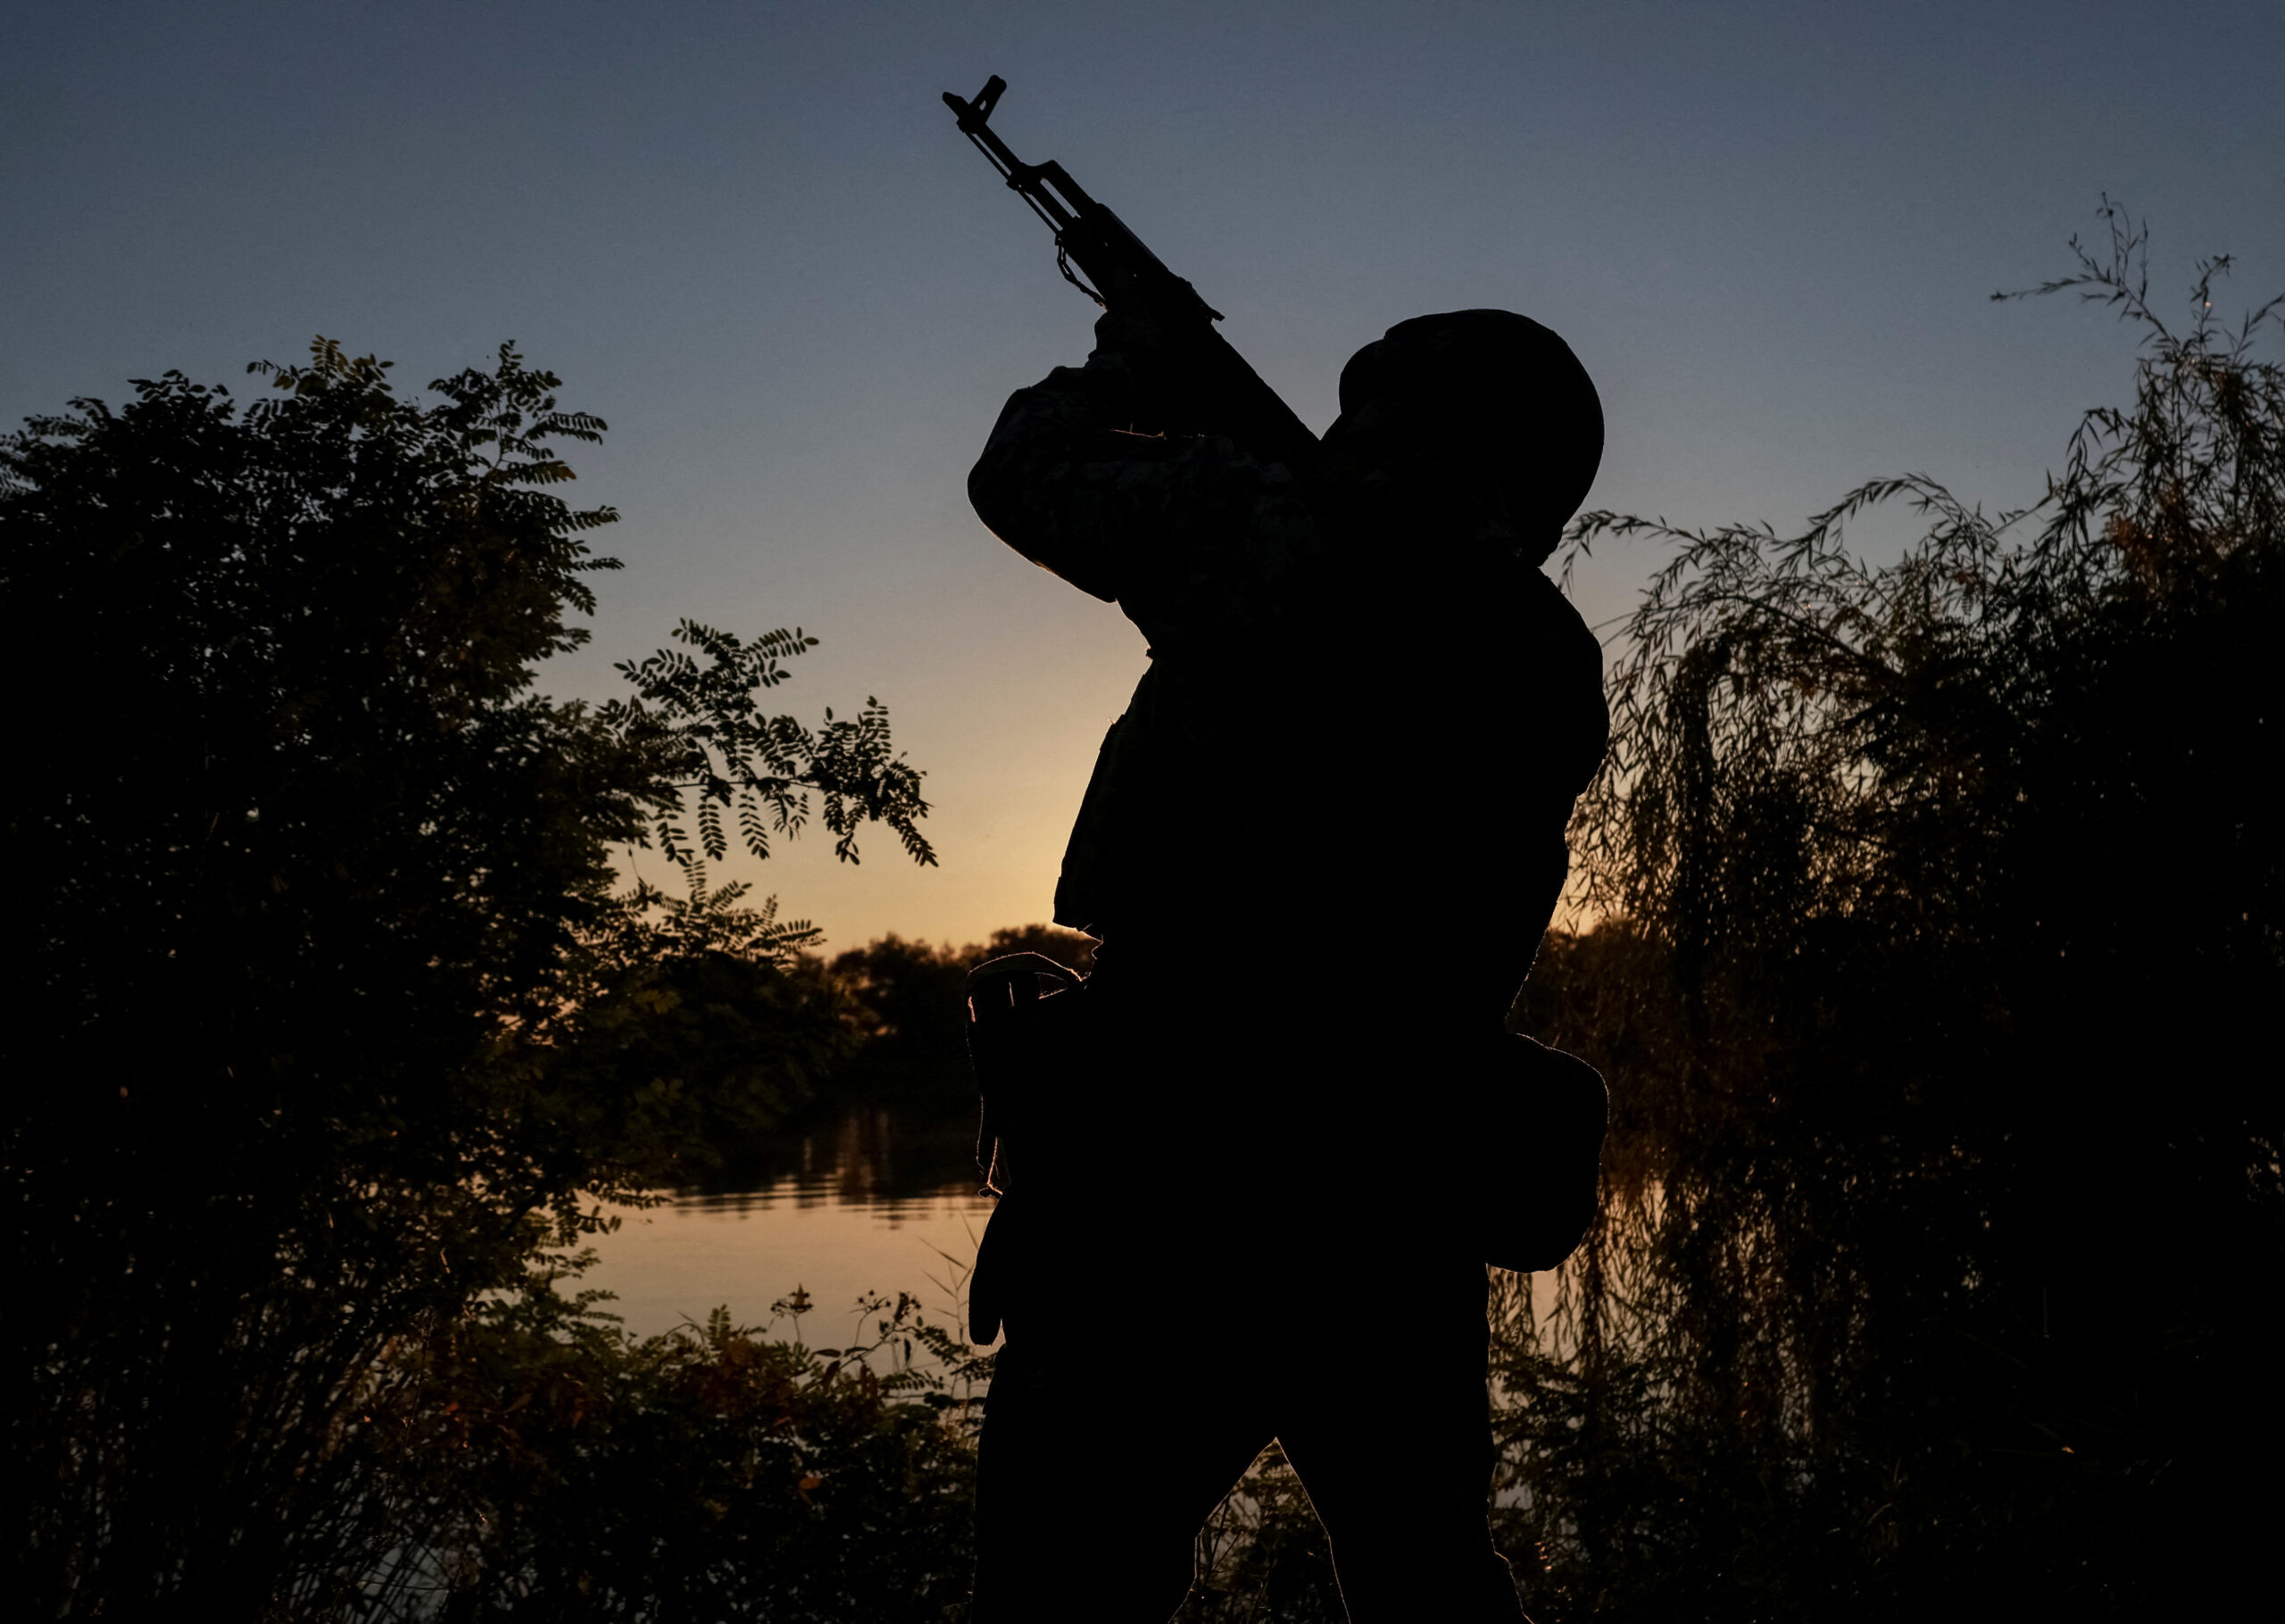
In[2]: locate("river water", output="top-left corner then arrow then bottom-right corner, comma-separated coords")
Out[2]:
578,1106 -> 1001,1343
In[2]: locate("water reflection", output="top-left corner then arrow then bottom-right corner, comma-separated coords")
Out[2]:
684,1102 -> 990,1214
584,1104 -> 997,1339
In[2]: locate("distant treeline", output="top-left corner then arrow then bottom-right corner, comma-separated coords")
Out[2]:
819,924 -> 1096,1108
677,925 -> 1096,1196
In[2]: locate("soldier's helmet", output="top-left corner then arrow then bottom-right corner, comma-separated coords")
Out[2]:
1333,309 -> 1603,563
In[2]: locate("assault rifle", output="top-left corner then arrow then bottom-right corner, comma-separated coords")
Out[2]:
942,74 -> 1319,473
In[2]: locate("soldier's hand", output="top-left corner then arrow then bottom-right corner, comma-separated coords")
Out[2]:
1090,305 -> 1210,435
1091,305 -> 1179,362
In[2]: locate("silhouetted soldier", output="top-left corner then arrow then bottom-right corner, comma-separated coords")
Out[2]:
965,307 -> 1609,1622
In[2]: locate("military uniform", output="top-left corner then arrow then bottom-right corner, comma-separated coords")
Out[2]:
966,311 -> 1608,1622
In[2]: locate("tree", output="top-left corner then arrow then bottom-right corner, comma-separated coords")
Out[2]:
0,338 -> 933,1617
1496,207 -> 2285,1619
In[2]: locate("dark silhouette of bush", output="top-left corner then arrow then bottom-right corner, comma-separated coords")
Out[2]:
397,1288 -> 988,1620
1491,207 -> 2285,1620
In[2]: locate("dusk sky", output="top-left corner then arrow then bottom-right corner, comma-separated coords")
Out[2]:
7,1 -> 2280,951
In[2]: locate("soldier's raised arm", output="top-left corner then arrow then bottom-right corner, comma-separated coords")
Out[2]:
968,311 -> 1327,651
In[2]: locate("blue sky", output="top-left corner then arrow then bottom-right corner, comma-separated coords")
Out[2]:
6,0 -> 2280,948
